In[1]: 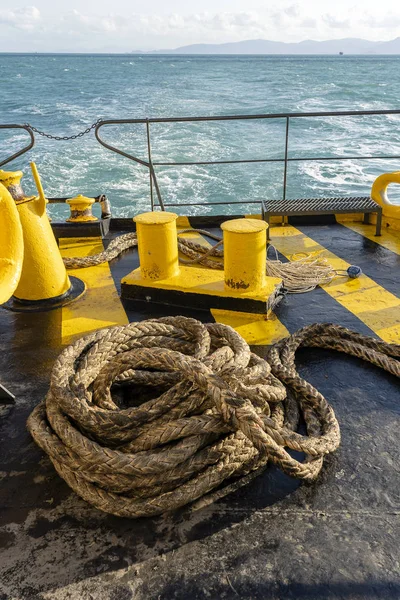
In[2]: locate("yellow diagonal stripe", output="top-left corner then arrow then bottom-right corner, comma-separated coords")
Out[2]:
270,225 -> 400,344
60,237 -> 128,345
339,221 -> 400,255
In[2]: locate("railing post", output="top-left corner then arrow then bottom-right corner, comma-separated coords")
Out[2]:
150,164 -> 165,211
146,120 -> 154,211
283,116 -> 290,202
0,125 -> 35,168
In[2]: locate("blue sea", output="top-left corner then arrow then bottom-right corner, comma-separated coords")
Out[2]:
1,53 -> 400,217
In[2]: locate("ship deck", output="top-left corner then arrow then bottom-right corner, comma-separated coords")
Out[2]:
0,217 -> 399,600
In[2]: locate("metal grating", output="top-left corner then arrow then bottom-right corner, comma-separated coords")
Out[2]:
262,196 -> 378,212
262,196 -> 383,237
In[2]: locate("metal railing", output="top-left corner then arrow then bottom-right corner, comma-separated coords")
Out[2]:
0,124 -> 34,168
95,109 -> 400,212
1,110 -> 400,213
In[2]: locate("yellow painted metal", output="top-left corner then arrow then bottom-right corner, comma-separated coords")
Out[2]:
30,162 -> 47,213
122,263 -> 281,304
221,218 -> 268,294
0,183 -> 24,304
30,162 -> 52,221
211,308 -> 289,345
66,194 -> 97,222
270,224 -> 400,344
371,171 -> 400,229
0,169 -> 24,190
176,216 -> 191,228
134,211 -> 179,280
371,171 -> 400,209
0,169 -> 71,302
125,213 -> 281,311
339,222 -> 400,255
60,237 -> 128,345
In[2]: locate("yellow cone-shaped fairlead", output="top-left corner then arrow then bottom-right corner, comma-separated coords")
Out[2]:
0,183 -> 24,304
0,169 -> 71,302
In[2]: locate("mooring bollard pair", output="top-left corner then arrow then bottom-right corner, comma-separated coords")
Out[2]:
121,211 -> 282,313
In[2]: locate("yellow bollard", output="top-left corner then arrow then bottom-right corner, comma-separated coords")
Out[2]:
0,169 -> 72,304
134,212 -> 179,280
123,213 -> 281,313
66,194 -> 98,222
221,218 -> 268,294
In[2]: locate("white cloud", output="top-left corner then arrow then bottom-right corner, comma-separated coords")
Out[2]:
322,14 -> 351,29
1,4 -> 400,51
361,12 -> 400,29
59,10 -> 269,37
0,5 -> 40,30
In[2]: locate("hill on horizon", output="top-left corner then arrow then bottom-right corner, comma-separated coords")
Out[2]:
135,37 -> 400,55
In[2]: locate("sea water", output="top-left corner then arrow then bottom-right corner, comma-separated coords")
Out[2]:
1,53 -> 400,217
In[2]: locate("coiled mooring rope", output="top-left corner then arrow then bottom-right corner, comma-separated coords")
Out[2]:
62,230 -> 335,294
27,317 -> 399,518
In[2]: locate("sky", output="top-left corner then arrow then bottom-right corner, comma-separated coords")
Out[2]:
0,0 -> 399,52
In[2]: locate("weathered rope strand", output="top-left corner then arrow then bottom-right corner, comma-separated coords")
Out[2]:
27,318 -> 399,518
62,230 -> 334,294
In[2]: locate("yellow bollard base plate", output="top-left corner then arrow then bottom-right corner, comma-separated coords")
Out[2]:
3,276 -> 86,313
121,266 -> 283,314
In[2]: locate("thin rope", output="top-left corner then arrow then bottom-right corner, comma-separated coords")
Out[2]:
62,230 -> 335,294
27,317 -> 399,518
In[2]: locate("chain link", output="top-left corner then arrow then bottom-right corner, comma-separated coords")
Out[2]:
24,119 -> 103,141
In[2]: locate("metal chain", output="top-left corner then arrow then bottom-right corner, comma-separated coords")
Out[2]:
24,119 -> 102,141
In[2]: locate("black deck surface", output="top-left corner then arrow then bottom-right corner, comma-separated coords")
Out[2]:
0,223 -> 399,600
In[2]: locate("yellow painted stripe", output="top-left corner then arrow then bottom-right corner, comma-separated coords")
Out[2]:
176,216 -> 191,228
211,308 -> 289,346
339,221 -> 400,255
60,237 -> 128,345
269,225 -> 400,344
245,214 -> 288,224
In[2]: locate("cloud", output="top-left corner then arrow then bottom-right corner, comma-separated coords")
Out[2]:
361,12 -> 400,29
53,10 -> 272,43
1,5 -> 399,51
322,14 -> 351,29
61,10 -> 123,34
301,18 -> 317,28
0,5 -> 40,30
284,5 -> 301,18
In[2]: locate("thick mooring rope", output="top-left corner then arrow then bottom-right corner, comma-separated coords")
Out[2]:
27,317 -> 399,518
62,230 -> 334,294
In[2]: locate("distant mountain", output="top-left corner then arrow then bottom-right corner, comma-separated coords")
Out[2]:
373,37 -> 400,54
144,37 -> 400,55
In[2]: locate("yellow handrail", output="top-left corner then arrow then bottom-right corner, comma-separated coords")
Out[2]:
0,183 -> 24,304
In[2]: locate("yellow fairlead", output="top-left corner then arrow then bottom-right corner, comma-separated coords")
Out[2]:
66,195 -> 98,222
0,182 -> 24,304
0,168 -> 72,304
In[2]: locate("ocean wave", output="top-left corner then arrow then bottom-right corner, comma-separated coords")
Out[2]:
3,54 -> 400,212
